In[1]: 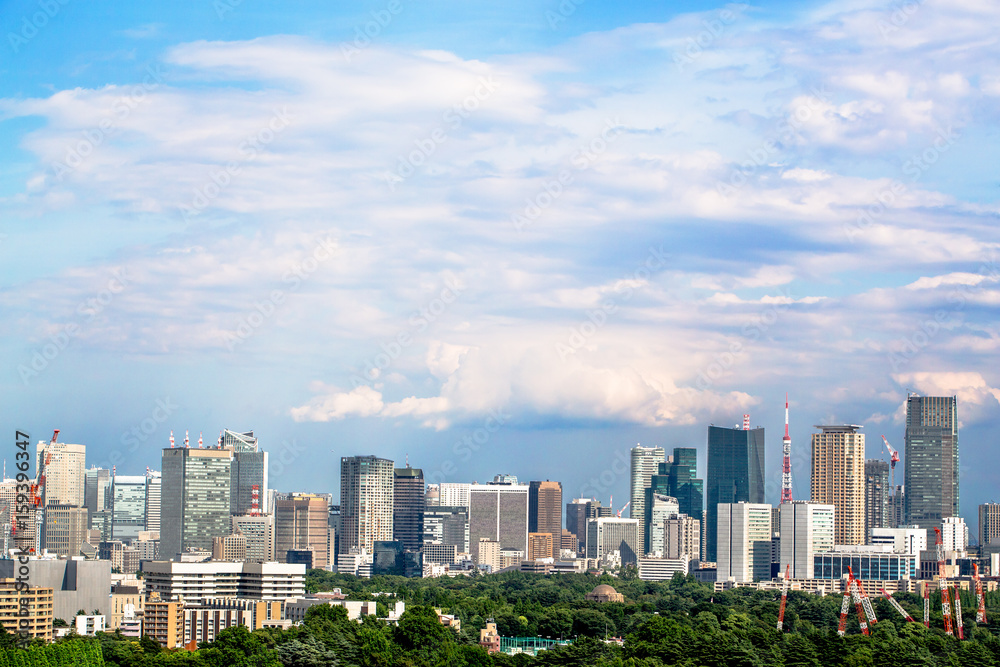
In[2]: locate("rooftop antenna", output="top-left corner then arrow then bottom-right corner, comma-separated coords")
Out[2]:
743,414 -> 750,430
169,430 -> 175,448
781,394 -> 793,504
184,430 -> 189,448
198,432 -> 203,448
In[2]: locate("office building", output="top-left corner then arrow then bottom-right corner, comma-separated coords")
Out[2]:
630,445 -> 666,556
213,533 -> 248,561
717,502 -> 772,583
232,514 -> 274,563
637,558 -> 689,581
941,516 -> 968,552
890,486 -> 905,530
422,505 -> 469,553
565,498 -> 610,555
527,532 -> 554,561
666,447 -> 704,526
477,539 -> 501,571
586,517 -> 640,564
980,503 -> 1000,547
528,480 -> 562,559
865,459 -> 890,542
813,547 -> 917,580
423,543 -> 458,565
706,424 -> 765,561
778,501 -> 835,579
274,493 -> 330,568
663,513 -> 701,561
904,395 -> 959,539
84,467 -> 112,528
424,484 -> 439,507
225,430 -> 268,516
811,425 -> 865,546
871,526 -> 926,565
372,540 -> 421,577
145,472 -> 161,533
468,482 -> 529,563
393,466 -> 425,552
36,438 -> 86,507
111,475 -> 147,542
42,505 -> 89,557
645,493 -> 680,557
438,483 -> 471,507
161,447 -> 233,558
340,456 -> 394,554
141,561 -> 305,603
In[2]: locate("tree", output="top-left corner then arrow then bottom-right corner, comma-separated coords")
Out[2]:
201,626 -> 282,667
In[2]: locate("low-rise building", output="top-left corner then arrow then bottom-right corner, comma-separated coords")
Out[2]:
0,578 -> 53,642
638,557 -> 689,581
74,614 -> 106,636
141,561 -> 305,604
814,545 -> 917,580
145,592 -> 184,648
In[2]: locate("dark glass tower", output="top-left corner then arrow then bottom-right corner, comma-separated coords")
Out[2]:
393,466 -> 425,553
904,395 -> 958,539
706,425 -> 765,562
667,447 -> 704,521
865,459 -> 890,541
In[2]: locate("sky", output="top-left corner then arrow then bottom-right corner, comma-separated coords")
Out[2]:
1,0 -> 998,538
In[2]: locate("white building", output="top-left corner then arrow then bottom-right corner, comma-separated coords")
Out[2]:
140,561 -> 305,603
638,557 -> 689,581
941,516 -> 968,552
646,494 -> 679,557
718,502 -> 772,583
871,526 -> 926,566
438,483 -> 472,508
779,501 -> 835,579
75,615 -> 106,636
630,445 -> 666,556
336,549 -> 373,577
586,517 -> 640,564
477,539 -> 500,572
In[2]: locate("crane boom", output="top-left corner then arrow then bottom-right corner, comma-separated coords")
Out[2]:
880,435 -> 899,488
923,585 -> 930,628
881,588 -> 915,622
941,582 -> 954,637
974,563 -> 988,624
837,578 -> 852,636
953,586 -> 965,639
777,564 -> 791,631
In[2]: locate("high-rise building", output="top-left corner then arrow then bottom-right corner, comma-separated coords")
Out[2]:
941,516 -> 968,552
527,532 -> 554,561
224,430 -> 268,516
890,486 -> 905,530
477,539 -> 501,571
810,425 -> 865,546
528,481 -> 562,559
468,482 -> 529,563
145,472 -> 161,533
424,484 -> 440,507
232,514 -> 274,563
161,447 -> 233,558
36,439 -> 86,507
274,494 -> 330,568
212,533 -> 248,561
904,395 -> 959,540
393,466 -> 424,552
666,448 -> 703,524
340,456 -> 394,554
630,445 -> 666,557
645,493 -> 679,557
42,505 -> 89,557
84,467 -> 112,528
111,476 -> 147,542
980,503 -> 1000,548
438,483 -> 471,507
865,459 -> 890,542
565,498 -> 609,555
423,505 -> 469,553
717,502 -> 772,583
663,513 -> 700,561
778,501 -> 835,579
586,517 -> 640,564
706,424 -> 765,561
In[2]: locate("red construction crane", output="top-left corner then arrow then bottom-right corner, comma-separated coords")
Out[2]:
250,484 -> 261,516
974,563 -> 988,624
935,527 -> 946,578
850,577 -> 871,636
30,430 -> 59,507
923,585 -> 930,628
941,583 -> 954,637
777,564 -> 791,631
616,501 -> 630,518
855,575 -> 879,627
881,588 -> 915,622
837,577 -> 852,636
880,435 -> 900,489
953,585 -> 965,639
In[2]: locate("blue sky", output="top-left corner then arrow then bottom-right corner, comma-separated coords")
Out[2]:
2,0 -> 999,537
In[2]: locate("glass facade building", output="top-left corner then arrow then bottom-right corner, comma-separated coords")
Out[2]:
392,467 -> 425,552
111,476 -> 147,542
813,552 -> 917,580
468,483 -> 528,563
706,425 -> 765,562
865,459 -> 890,541
904,395 -> 959,539
161,447 -> 233,558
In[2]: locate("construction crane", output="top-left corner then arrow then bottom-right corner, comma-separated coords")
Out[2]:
880,435 -> 900,489
935,527 -> 946,578
837,567 -> 875,636
941,583 -> 954,637
855,574 -> 879,627
777,564 -> 791,631
616,501 -> 630,518
30,430 -> 59,507
850,575 -> 871,636
780,394 -> 793,504
953,585 -> 965,639
881,588 -> 915,622
974,563 -> 988,624
837,576 -> 853,636
923,585 -> 930,628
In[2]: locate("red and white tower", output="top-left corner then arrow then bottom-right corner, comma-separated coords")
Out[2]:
780,394 -> 793,504
169,430 -> 175,448
250,484 -> 261,516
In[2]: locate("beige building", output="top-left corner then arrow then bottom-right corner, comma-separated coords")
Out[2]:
811,425 -> 866,545
232,514 -> 274,562
213,533 -> 248,561
477,538 -> 500,571
36,439 -> 86,507
109,582 -> 144,630
145,592 -> 184,648
528,481 -> 562,559
0,578 -> 53,641
43,505 -> 89,557
527,532 -> 554,561
274,494 -> 329,568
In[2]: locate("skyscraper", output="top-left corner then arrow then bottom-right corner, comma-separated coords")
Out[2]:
232,513 -> 274,563
811,425 -> 865,546
630,445 -> 666,555
865,459 -> 890,542
36,438 -> 86,507
706,424 -> 765,562
339,456 -> 394,554
980,503 -> 1000,548
903,395 -> 959,540
645,493 -> 679,557
42,505 -> 89,557
565,498 -> 609,556
585,517 -> 640,564
423,505 -> 469,553
666,448 -> 704,521
717,502 -> 772,583
393,466 -> 424,552
160,447 -> 233,558
145,472 -> 161,533
778,501 -> 835,579
274,493 -> 330,568
84,467 -> 112,528
224,430 -> 268,516
469,482 -> 528,563
110,476 -> 147,542
528,480 -> 562,559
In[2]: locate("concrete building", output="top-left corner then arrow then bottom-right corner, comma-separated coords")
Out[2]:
140,561 -> 305,603
84,467 -> 112,529
663,513 -> 701,561
630,445 -> 666,556
717,502 -> 772,583
275,493 -> 330,568
865,459 -> 890,542
586,517 -> 640,564
941,516 -> 968,552
528,481 -> 562,559
393,466 -> 424,553
527,532 -> 554,561
637,558 -> 689,581
109,582 -> 144,630
145,472 -> 161,533
813,546 -> 917,580
645,494 -> 679,557
42,505 -> 89,557
811,425 -> 866,546
477,539 -> 501,571
184,598 -> 283,644
0,578 -> 53,641
161,447 -> 233,558
36,438 -> 86,507
145,592 -> 184,648
706,424 -> 765,562
340,456 -> 394,554
565,498 -> 610,556
778,501 -> 835,579
469,482 -> 529,563
438,483 -> 471,507
0,558 -> 111,624
870,526 -> 926,566
225,430 -> 268,516
423,543 -> 458,565
904,395 -> 959,541
213,533 -> 248,561
422,505 -> 469,554
980,503 -> 1000,548
111,475 -> 147,542
232,513 -> 274,562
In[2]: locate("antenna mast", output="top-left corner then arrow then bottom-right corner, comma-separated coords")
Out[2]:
781,393 -> 793,504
